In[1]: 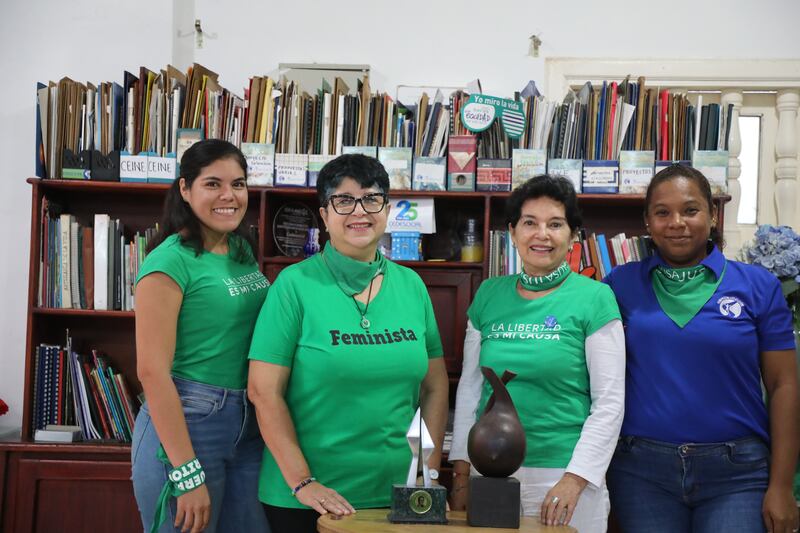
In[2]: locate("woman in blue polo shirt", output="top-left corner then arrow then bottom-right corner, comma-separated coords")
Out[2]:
604,164 -> 800,533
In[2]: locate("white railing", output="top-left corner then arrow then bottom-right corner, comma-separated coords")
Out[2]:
721,90 -> 743,253
776,90 -> 800,227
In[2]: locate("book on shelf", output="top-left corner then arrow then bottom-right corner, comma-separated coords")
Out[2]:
38,63 -> 243,181
34,67 -> 729,195
32,335 -> 140,443
37,197 -> 156,311
34,425 -> 82,443
378,147 -> 413,190
487,229 -> 653,281
543,77 -> 729,166
476,159 -> 512,192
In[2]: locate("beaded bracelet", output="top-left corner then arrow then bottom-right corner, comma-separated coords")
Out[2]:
291,476 -> 316,496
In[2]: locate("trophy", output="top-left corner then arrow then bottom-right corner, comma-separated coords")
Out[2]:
467,367 -> 527,528
388,408 -> 447,524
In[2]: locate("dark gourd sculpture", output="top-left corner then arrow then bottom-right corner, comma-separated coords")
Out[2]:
467,367 -> 527,478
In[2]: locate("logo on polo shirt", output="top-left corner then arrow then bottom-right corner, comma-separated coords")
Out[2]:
717,296 -> 744,318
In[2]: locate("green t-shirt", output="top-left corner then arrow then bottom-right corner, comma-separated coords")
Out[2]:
137,234 -> 269,389
467,272 -> 620,468
248,254 -> 444,509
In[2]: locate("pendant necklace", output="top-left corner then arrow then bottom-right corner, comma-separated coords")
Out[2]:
353,272 -> 379,330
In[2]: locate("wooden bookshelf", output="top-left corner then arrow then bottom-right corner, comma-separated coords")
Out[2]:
4,177 -> 729,531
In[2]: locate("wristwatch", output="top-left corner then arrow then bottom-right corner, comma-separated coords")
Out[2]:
428,468 -> 439,481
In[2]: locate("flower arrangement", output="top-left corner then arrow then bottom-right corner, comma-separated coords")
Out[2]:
740,224 -> 800,329
739,223 -> 800,501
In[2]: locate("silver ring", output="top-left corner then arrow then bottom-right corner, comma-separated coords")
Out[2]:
551,496 -> 560,504
319,498 -> 327,504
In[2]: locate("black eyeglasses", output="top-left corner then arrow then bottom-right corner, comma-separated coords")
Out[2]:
326,193 -> 388,215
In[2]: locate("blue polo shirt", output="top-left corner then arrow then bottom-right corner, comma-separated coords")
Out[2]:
604,246 -> 794,444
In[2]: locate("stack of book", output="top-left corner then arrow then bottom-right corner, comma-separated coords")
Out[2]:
575,230 -> 654,280
34,425 -> 83,443
36,63 -> 242,180
448,90 -> 470,137
547,77 -> 733,163
35,68 -> 730,193
518,90 -> 556,152
37,197 -> 157,310
32,336 -> 139,443
243,74 -> 412,154
413,89 -> 450,158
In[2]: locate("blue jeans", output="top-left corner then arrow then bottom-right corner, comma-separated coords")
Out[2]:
607,436 -> 769,533
131,377 -> 269,532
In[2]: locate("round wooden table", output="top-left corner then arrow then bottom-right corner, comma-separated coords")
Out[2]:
318,509 -> 577,532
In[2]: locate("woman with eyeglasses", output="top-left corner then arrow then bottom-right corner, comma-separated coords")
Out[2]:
247,154 -> 449,533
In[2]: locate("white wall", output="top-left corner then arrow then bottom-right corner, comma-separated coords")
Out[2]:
1,0 -> 798,431
193,0 -> 800,99
0,0 -> 172,431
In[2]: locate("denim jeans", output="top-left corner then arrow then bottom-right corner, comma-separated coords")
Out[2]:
607,435 -> 769,533
131,376 -> 269,533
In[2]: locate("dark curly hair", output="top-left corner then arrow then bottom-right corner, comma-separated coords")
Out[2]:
505,175 -> 582,233
316,154 -> 390,206
146,139 -> 255,263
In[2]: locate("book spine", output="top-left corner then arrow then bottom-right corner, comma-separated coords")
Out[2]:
93,353 -> 126,441
107,368 -> 132,441
93,214 -> 109,310
33,345 -> 44,430
88,366 -> 116,440
114,372 -> 137,433
57,348 -> 65,425
59,215 -> 71,308
70,220 -> 80,308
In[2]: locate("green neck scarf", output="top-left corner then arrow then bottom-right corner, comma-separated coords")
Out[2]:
651,261 -> 726,328
322,241 -> 386,296
519,261 -> 571,291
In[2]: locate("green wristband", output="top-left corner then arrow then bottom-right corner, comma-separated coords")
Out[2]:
150,446 -> 206,533
168,458 -> 206,492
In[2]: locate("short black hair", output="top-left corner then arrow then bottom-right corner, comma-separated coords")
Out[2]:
316,154 -> 390,206
645,163 -> 722,246
505,175 -> 582,232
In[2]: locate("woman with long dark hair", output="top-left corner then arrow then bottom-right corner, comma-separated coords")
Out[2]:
131,139 -> 270,533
